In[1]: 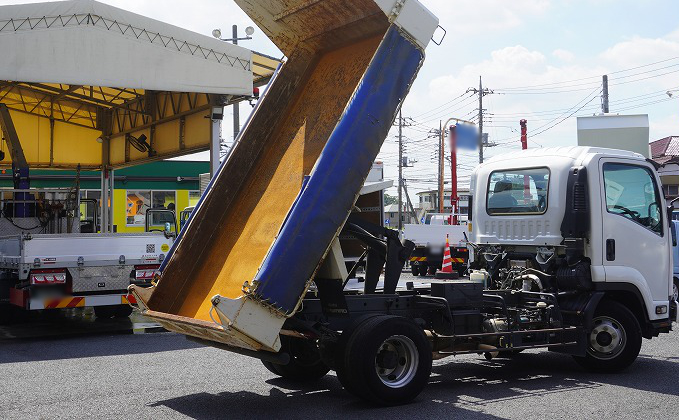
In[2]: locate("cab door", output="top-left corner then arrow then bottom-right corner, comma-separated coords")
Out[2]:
599,159 -> 670,303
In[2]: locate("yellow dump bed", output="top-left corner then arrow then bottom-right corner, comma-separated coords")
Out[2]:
130,0 -> 438,353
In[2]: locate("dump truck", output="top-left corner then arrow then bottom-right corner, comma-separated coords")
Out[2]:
129,0 -> 675,406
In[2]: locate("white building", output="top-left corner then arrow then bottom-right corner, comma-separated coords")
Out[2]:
416,188 -> 470,216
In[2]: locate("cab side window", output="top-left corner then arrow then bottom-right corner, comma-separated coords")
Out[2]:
603,163 -> 662,234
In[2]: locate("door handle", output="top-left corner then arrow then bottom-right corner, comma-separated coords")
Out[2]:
606,239 -> 615,261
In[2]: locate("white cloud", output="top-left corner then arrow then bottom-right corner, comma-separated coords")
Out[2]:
600,35 -> 679,69
421,0 -> 550,35
553,49 -> 575,62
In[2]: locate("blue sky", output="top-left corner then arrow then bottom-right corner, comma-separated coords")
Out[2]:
1,0 -> 677,195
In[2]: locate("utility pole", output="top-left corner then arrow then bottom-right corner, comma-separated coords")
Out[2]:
398,108 -> 403,232
602,75 -> 609,113
402,181 -> 419,224
232,25 -> 240,141
478,76 -> 483,163
467,76 -> 494,164
212,24 -> 254,147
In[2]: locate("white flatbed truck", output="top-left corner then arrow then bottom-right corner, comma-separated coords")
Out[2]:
404,215 -> 468,276
0,225 -> 174,322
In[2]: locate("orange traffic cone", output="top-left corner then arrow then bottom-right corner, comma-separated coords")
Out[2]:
441,234 -> 453,273
435,234 -> 458,279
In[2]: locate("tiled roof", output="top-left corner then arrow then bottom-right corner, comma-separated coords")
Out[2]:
665,137 -> 679,155
650,136 -> 672,157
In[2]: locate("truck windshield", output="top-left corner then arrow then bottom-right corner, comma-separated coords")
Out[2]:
487,168 -> 549,215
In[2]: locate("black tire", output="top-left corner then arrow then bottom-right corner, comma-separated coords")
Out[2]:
497,349 -> 524,358
261,360 -> 282,376
673,278 -> 678,302
114,305 -> 133,318
94,305 -> 117,320
338,315 -> 432,405
573,300 -> 642,373
264,335 -> 329,381
0,304 -> 13,325
333,314 -> 385,396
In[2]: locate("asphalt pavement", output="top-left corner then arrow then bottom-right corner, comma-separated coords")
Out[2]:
1,314 -> 677,419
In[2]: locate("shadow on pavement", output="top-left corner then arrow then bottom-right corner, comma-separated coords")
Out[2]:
0,331 -> 200,364
149,349 -> 679,419
0,308 -> 164,342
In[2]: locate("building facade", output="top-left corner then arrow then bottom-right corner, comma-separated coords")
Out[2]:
650,136 -> 679,200
0,161 -> 208,233
416,188 -> 471,216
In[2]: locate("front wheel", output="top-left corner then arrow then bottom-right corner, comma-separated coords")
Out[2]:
573,300 -> 642,373
336,315 -> 432,405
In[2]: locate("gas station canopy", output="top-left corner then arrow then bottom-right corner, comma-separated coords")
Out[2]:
0,0 -> 280,170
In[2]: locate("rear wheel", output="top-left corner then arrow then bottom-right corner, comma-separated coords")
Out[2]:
262,335 -> 329,381
573,300 -> 642,373
673,278 -> 678,302
115,305 -> 133,318
336,315 -> 432,405
0,304 -> 13,325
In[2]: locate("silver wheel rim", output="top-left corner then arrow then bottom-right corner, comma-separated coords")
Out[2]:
588,316 -> 626,360
374,335 -> 419,388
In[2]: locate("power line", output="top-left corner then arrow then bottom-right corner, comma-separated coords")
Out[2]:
494,55 -> 679,91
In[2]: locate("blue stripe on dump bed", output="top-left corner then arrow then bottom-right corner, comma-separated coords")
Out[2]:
253,26 -> 424,313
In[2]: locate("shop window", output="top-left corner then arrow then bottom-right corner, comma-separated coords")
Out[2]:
152,191 -> 176,212
189,191 -> 201,207
127,191 -> 151,226
127,190 -> 177,226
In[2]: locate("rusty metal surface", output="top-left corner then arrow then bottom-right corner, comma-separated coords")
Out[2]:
235,0 -> 386,54
147,7 -> 388,321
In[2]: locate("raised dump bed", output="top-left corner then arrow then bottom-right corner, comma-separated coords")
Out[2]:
130,0 -> 438,353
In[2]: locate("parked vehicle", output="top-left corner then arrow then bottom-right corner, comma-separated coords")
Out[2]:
0,203 -> 175,323
403,214 -> 468,276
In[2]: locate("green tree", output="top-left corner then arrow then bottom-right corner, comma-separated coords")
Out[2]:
383,193 -> 398,206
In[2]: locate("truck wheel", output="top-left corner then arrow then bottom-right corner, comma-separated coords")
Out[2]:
94,305 -> 117,320
673,278 -> 678,302
263,336 -> 329,381
115,305 -> 133,318
337,315 -> 432,405
0,304 -> 13,325
573,300 -> 642,373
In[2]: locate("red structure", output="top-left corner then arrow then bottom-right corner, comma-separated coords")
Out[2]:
520,119 -> 530,201
449,125 -> 458,225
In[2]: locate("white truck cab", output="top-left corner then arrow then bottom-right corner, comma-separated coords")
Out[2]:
469,146 -> 676,370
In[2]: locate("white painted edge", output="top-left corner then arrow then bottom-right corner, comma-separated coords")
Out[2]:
212,294 -> 284,352
374,0 -> 439,49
